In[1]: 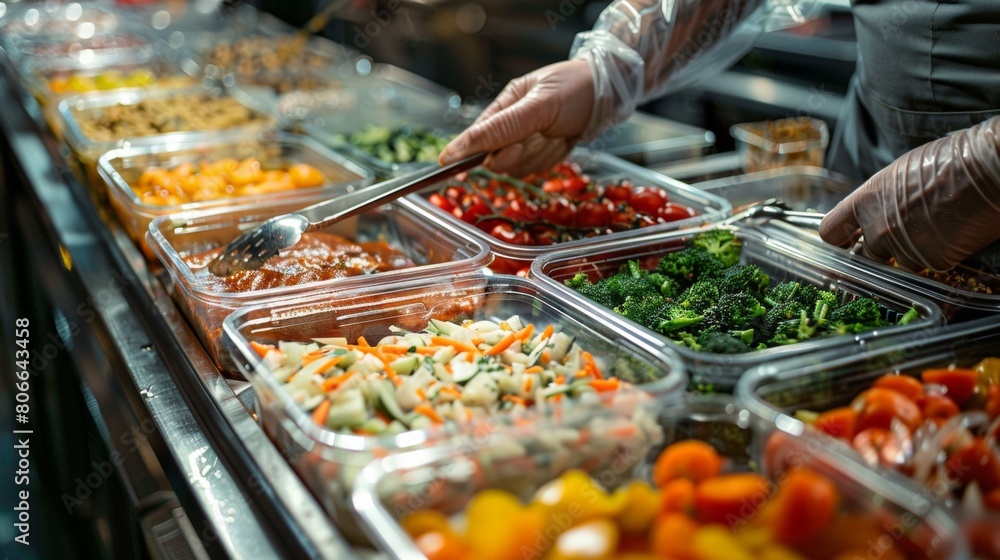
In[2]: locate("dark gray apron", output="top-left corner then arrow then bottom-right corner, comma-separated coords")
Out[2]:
827,0 -> 1000,182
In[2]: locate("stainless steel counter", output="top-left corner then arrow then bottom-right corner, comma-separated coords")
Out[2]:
0,62 -> 358,559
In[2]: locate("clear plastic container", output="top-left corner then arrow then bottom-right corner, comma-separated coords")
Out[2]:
352,392 -> 965,560
58,84 -> 277,195
0,3 -> 122,48
97,131 -> 374,258
222,273 -> 686,541
531,224 -> 944,392
585,111 -> 715,166
763,223 -> 1000,322
691,165 -> 855,214
149,197 -> 491,366
737,318 -> 1000,559
21,56 -> 198,139
8,27 -> 156,70
301,64 -> 464,178
408,150 -> 732,276
731,117 -> 830,173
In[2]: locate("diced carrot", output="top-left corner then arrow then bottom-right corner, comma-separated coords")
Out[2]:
574,369 -> 589,378
523,376 -> 534,392
356,336 -> 371,347
485,332 -> 518,356
540,350 -> 551,365
377,345 -> 412,354
589,378 -> 620,393
922,367 -> 978,405
250,340 -> 276,358
555,375 -> 566,385
311,399 -> 331,426
393,377 -> 404,387
694,473 -> 771,525
375,411 -> 391,424
541,324 -> 555,341
873,374 -> 924,401
431,336 -> 479,355
814,407 -> 858,440
414,404 -> 444,424
471,336 -> 485,347
516,323 -> 535,341
416,387 -> 427,401
653,440 -> 723,487
550,394 -> 564,403
320,371 -> 354,392
415,347 -> 438,355
465,352 -> 476,363
525,365 -> 544,374
582,351 -> 602,379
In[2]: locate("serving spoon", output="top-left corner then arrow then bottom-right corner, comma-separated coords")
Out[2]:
207,152 -> 486,277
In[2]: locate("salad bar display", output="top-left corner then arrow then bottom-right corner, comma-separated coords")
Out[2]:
0,2 -> 996,559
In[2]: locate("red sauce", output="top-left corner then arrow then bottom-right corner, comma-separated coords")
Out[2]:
184,232 -> 415,292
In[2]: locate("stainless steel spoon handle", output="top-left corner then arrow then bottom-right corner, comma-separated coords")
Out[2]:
298,153 -> 487,231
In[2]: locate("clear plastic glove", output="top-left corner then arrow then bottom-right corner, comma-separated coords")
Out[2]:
441,0 -> 819,175
438,59 -> 594,177
820,116 -> 1000,272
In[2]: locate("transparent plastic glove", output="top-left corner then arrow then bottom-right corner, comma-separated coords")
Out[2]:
820,116 -> 1000,272
438,59 -> 594,177
570,0 -> 820,140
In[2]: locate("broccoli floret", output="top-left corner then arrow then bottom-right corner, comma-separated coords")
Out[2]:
828,298 -> 889,334
763,281 -> 803,307
615,295 -> 671,327
673,331 -> 702,351
600,274 -> 659,308
703,292 -> 768,331
645,272 -> 681,297
697,331 -> 751,354
655,249 -> 726,286
565,273 -> 618,309
656,305 -> 705,333
689,230 -> 743,268
675,281 -> 721,313
767,316 -> 803,346
756,301 -> 806,341
718,265 -> 771,301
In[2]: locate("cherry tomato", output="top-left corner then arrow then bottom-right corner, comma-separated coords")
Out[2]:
502,199 -> 540,223
428,193 -> 456,214
852,387 -> 923,433
561,175 -> 589,194
772,468 -> 839,546
576,200 -> 615,229
541,198 -> 575,227
629,187 -> 669,215
527,224 -> 559,245
917,393 -> 960,423
658,202 -> 697,222
603,181 -> 633,203
922,367 -> 978,405
461,200 -> 491,224
946,438 -> 1000,494
444,186 -> 464,200
541,179 -> 564,194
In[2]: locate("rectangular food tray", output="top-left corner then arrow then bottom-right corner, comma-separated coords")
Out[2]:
98,131 -> 374,259
148,197 -> 491,368
531,224 -> 944,391
222,273 -> 686,541
691,165 -> 856,214
585,111 -> 715,165
407,150 -> 732,276
351,392 -> 964,560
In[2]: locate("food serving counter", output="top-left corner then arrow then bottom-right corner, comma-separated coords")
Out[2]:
0,50 -> 359,560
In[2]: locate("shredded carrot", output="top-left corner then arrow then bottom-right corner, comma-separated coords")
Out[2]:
320,371 -> 354,392
315,355 -> 345,375
375,411 -> 391,424
311,399 -> 331,426
414,404 -> 444,424
431,336 -> 479,355
550,393 -> 564,403
377,345 -> 411,354
503,395 -> 527,406
416,387 -> 427,401
464,408 -> 473,421
440,385 -> 462,398
555,375 -> 566,385
250,341 -> 276,358
465,352 -> 476,363
589,378 -> 620,392
525,365 -> 544,374
574,369 -> 589,378
582,351 -> 602,379
356,336 -> 371,347
392,376 -> 403,387
444,364 -> 453,374
516,323 -> 535,341
415,347 -> 438,355
471,336 -> 485,347
541,324 -> 555,341
352,428 -> 375,436
523,376 -> 534,392
486,332 -> 518,356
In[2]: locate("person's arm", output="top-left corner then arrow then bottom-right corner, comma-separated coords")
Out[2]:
820,116 -> 1000,272
441,0 -> 819,174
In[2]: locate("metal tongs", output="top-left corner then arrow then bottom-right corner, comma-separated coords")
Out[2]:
207,153 -> 487,277
717,198 -> 824,230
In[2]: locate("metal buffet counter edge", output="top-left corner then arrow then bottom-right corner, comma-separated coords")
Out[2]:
0,60 -> 360,559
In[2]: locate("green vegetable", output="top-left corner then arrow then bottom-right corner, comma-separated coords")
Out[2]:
343,125 -> 453,164
565,229 -> 918,355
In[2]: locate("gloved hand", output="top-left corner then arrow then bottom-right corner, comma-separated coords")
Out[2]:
820,116 -> 1000,272
438,59 -> 595,177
